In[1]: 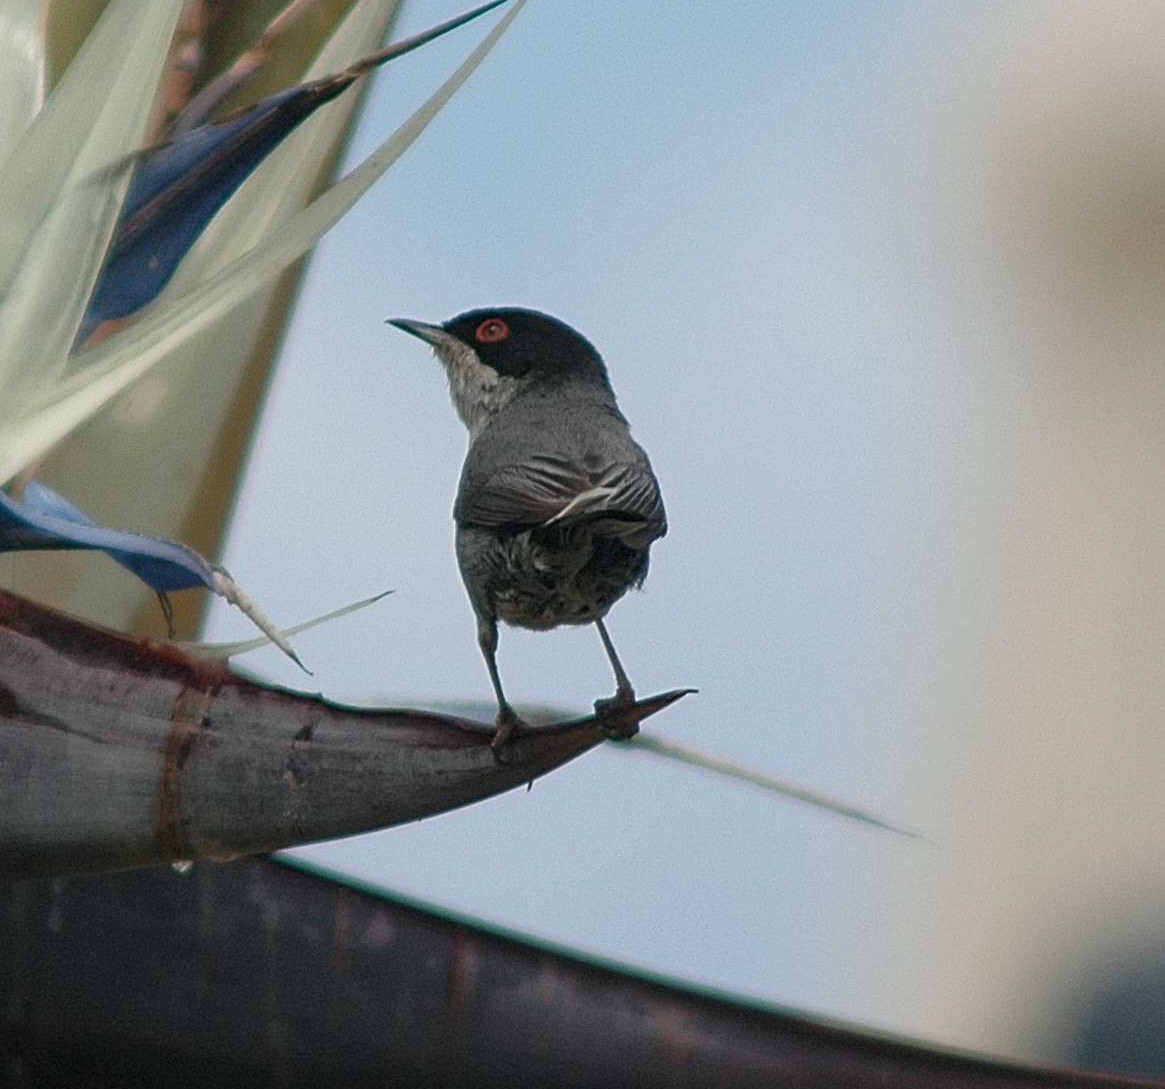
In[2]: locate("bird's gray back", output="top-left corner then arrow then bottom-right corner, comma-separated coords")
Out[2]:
453,386 -> 666,546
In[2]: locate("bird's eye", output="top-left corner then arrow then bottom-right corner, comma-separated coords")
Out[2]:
475,318 -> 510,344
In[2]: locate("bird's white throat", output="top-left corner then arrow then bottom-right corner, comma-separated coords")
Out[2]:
435,339 -> 521,440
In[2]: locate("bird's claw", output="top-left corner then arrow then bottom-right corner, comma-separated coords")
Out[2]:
593,687 -> 638,739
490,706 -> 527,762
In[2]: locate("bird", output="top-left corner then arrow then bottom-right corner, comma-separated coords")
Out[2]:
388,307 -> 667,749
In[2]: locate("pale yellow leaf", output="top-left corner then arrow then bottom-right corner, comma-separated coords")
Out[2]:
0,0 -> 183,400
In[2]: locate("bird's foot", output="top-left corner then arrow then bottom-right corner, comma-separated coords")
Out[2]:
593,686 -> 638,739
490,705 -> 528,761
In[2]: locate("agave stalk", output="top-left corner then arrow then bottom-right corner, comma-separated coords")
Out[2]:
0,588 -> 689,879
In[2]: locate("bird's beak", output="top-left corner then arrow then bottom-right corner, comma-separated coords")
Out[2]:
387,317 -> 456,349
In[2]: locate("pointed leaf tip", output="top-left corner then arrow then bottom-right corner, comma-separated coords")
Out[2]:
347,0 -> 513,77
212,571 -> 309,673
495,689 -> 694,767
594,687 -> 697,739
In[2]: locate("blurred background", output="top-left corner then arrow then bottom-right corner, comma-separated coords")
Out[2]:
21,0 -> 1165,1078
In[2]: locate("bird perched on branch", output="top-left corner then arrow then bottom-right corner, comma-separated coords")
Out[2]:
389,307 -> 667,749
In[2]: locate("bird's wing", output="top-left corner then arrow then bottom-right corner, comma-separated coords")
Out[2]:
456,452 -> 667,545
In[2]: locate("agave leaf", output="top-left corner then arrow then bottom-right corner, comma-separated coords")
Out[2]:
0,0 -> 166,292
30,0 -> 401,632
0,589 -> 689,879
0,0 -> 47,167
79,0 -> 508,341
0,0 -> 183,400
165,0 -> 406,282
77,86 -> 353,342
0,0 -> 526,487
152,0 -> 522,303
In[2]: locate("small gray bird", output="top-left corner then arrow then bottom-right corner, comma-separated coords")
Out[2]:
389,308 -> 667,748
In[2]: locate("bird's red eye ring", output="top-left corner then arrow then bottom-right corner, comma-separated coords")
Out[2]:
475,318 -> 510,344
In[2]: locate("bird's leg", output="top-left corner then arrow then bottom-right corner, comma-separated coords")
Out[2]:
478,617 -> 525,751
593,618 -> 636,717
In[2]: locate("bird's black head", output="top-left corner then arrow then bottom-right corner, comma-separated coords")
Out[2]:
441,308 -> 610,386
